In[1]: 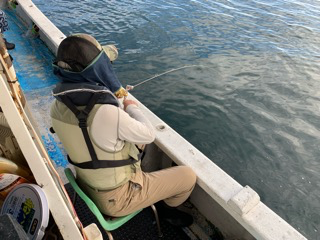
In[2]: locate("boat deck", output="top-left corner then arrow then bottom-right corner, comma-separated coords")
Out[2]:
5,9 -> 69,171
65,184 -> 192,240
4,10 -> 68,170
4,9 -> 200,240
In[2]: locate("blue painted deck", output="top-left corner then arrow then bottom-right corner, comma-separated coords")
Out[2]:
5,9 -> 68,168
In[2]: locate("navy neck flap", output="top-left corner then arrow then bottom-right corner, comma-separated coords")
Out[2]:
53,51 -> 122,94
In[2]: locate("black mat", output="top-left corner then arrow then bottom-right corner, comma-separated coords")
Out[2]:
65,183 -> 191,240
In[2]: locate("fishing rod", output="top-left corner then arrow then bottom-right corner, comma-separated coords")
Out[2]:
125,65 -> 202,91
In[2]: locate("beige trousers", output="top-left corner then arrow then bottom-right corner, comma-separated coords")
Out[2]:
80,166 -> 197,217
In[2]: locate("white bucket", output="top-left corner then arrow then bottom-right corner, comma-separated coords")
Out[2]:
1,183 -> 49,240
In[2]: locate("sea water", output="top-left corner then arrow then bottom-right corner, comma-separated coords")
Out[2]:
32,0 -> 320,238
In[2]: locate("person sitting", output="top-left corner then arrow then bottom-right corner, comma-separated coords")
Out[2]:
50,34 -> 197,227
0,10 -> 15,50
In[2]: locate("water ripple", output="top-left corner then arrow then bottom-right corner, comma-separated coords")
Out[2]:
33,0 -> 320,238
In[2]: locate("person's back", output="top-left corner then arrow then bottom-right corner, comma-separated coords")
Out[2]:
50,34 -> 196,226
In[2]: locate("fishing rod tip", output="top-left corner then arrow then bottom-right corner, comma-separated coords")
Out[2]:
126,85 -> 134,91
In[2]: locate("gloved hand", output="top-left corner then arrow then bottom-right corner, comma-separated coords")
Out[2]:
114,87 -> 128,98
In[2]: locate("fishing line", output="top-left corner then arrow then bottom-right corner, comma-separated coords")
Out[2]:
126,64 -> 203,91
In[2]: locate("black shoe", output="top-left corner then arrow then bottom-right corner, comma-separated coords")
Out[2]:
156,201 -> 193,227
4,38 -> 15,50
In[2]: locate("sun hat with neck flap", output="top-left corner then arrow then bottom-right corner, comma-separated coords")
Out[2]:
53,33 -> 127,98
71,33 -> 119,62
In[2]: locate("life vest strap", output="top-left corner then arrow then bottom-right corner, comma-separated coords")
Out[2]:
67,155 -> 140,169
59,92 -> 141,169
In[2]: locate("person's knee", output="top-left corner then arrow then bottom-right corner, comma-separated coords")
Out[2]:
178,166 -> 197,187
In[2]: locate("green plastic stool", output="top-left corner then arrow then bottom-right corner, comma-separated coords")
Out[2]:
64,168 -> 162,239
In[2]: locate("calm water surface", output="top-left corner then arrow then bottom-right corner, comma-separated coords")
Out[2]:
33,0 -> 320,238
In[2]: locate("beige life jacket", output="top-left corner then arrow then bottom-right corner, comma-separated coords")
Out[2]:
51,100 -> 141,190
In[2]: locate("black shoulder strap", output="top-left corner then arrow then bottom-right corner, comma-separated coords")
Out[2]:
59,93 -> 139,169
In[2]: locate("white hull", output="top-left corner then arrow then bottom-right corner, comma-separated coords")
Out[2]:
0,0 -> 307,239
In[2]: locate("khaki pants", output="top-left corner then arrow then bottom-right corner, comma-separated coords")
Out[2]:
81,166 -> 197,217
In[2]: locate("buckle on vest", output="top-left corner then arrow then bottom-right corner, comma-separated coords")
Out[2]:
78,118 -> 87,128
76,111 -> 88,128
